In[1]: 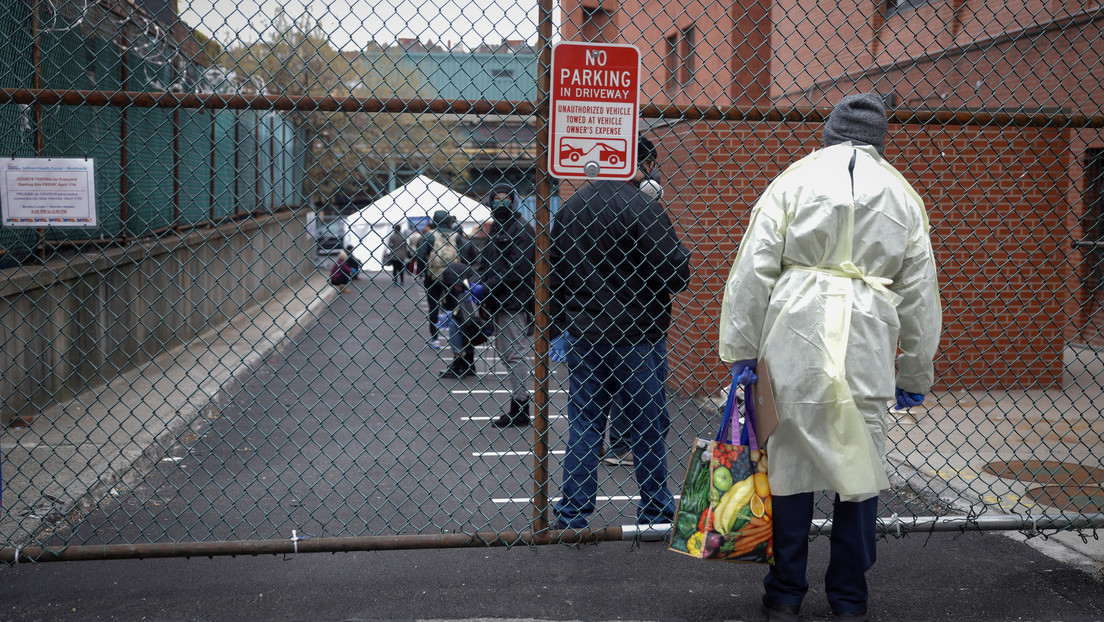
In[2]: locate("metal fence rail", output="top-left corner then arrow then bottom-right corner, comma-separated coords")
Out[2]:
2,0 -> 1103,563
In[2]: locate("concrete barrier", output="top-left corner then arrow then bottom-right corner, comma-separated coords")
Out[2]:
0,209 -> 314,425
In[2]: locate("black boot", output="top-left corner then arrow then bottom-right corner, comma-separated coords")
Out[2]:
493,397 -> 530,427
440,349 -> 475,379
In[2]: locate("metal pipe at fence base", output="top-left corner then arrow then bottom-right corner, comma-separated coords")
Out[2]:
3,514 -> 1100,564
0,527 -> 624,564
822,513 -> 1104,537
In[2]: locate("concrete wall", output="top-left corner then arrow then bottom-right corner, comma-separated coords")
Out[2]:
0,209 -> 314,424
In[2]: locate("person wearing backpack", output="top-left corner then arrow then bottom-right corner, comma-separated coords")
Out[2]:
416,209 -> 465,349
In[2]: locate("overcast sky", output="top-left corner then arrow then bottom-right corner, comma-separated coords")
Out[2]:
180,0 -> 556,50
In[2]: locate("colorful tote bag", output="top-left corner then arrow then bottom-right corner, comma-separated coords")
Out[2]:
669,378 -> 774,563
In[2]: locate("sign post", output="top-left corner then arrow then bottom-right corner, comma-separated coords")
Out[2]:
549,41 -> 640,180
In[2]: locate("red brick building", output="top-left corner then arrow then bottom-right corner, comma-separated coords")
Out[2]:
559,0 -> 1102,395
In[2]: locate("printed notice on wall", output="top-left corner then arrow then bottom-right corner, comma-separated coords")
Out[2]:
0,158 -> 97,227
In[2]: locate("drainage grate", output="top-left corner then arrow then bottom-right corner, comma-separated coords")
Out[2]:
984,460 -> 1104,512
983,460 -> 1104,486
1024,485 -> 1104,513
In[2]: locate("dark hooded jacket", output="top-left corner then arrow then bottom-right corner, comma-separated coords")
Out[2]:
550,179 -> 691,344
478,184 -> 535,314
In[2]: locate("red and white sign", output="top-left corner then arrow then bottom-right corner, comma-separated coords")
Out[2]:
549,41 -> 640,180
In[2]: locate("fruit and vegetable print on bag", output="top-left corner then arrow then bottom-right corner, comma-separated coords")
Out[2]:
669,380 -> 773,563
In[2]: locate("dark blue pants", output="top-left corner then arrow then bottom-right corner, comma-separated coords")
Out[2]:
764,492 -> 878,614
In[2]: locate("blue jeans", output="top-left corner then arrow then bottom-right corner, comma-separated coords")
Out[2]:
447,313 -> 467,355
554,338 -> 676,528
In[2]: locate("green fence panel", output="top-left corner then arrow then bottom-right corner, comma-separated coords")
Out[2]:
211,110 -> 238,219
0,0 -> 37,260
124,56 -> 174,235
236,110 -> 259,213
38,25 -> 108,244
178,108 -> 214,226
256,112 -> 274,212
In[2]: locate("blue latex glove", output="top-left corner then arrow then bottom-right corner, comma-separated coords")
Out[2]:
895,387 -> 926,409
550,332 -> 574,363
468,283 -> 487,303
731,359 -> 758,386
435,311 -> 453,332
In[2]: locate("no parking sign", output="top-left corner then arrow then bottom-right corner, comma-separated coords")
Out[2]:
549,41 -> 640,180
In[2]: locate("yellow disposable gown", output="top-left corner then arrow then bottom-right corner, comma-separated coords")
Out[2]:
719,143 -> 941,502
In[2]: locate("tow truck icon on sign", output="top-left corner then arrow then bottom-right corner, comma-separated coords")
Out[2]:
558,138 -> 628,169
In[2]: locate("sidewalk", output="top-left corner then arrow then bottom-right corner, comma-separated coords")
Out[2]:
886,388 -> 1104,576
1,268 -> 1102,582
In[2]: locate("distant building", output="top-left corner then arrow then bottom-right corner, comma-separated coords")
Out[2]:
352,40 -> 539,201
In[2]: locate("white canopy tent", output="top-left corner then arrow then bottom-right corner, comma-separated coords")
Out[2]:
343,175 -> 490,271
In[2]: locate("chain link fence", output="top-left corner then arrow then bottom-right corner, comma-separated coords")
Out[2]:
1,0 -> 1103,562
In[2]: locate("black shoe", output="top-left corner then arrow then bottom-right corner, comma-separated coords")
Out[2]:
761,595 -> 801,622
831,608 -> 869,621
551,517 -> 585,531
439,355 -> 474,379
492,398 -> 530,427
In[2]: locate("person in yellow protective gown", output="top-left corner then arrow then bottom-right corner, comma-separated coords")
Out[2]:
718,93 -> 941,622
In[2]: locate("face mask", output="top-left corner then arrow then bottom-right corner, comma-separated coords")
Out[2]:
492,197 -> 513,221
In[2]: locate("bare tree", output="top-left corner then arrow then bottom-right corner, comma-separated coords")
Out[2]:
217,15 -> 468,204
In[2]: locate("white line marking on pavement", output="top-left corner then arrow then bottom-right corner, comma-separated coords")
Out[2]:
461,415 -> 565,421
473,450 -> 566,457
454,389 -> 566,394
492,495 -> 682,504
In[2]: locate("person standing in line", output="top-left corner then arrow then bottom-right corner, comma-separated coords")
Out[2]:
719,93 -> 941,622
416,210 -> 464,349
385,224 -> 410,285
550,135 -> 692,529
464,184 -> 536,427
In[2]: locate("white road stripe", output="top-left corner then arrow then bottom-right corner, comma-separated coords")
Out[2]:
454,389 -> 566,394
492,495 -> 681,504
461,415 -> 565,421
473,450 -> 566,457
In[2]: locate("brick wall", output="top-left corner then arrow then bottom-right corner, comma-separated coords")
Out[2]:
657,121 -> 1072,396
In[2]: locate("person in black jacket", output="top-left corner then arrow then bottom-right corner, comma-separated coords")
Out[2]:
549,135 -> 692,530
458,184 -> 536,427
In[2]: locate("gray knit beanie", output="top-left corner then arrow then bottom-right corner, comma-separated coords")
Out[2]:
822,93 -> 888,155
